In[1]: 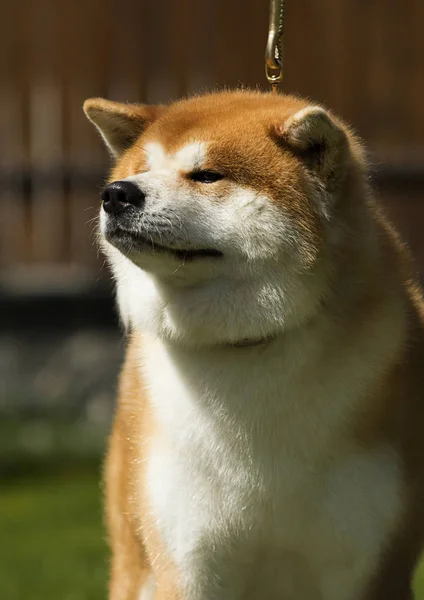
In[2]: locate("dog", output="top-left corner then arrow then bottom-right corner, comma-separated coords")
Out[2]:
84,91 -> 424,600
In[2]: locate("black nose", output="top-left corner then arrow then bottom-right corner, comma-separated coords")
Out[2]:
101,181 -> 145,215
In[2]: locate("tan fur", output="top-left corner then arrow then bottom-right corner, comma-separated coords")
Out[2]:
84,91 -> 424,600
106,336 -> 183,599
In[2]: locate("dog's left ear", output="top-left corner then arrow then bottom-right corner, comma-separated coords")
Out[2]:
272,106 -> 349,188
83,98 -> 162,158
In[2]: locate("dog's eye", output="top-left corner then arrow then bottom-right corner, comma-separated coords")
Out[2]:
189,170 -> 224,184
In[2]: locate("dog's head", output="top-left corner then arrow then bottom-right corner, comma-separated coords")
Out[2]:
84,91 -> 367,346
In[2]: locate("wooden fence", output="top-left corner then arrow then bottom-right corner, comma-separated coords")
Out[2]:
1,0 -> 424,290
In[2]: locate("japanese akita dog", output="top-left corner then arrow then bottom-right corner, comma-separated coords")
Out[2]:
84,91 -> 424,600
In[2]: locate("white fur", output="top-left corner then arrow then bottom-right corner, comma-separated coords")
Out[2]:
102,140 -> 406,599
138,575 -> 155,600
141,296 -> 404,599
144,141 -> 206,172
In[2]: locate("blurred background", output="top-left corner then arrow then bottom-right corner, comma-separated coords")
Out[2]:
1,0 -> 424,598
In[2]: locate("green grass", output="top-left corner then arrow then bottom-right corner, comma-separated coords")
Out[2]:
0,469 -> 108,600
1,468 -> 424,599
415,562 -> 424,598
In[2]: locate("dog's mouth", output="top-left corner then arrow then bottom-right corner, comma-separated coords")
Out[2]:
105,227 -> 223,261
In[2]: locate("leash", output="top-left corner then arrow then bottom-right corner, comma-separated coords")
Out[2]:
265,0 -> 285,94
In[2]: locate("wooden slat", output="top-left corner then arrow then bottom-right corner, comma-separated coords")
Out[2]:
28,0 -> 66,264
400,0 -> 424,149
144,0 -> 180,102
0,1 -> 29,267
177,0 -> 217,94
59,0 -> 111,267
107,0 -> 148,102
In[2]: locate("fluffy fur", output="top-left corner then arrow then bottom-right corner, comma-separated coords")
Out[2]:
84,90 -> 424,600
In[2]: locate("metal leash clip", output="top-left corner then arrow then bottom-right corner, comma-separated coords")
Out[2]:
265,0 -> 285,93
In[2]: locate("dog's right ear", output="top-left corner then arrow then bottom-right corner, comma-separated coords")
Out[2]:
83,98 -> 162,158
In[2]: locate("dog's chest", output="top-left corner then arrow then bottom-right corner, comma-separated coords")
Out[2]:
140,338 -> 402,599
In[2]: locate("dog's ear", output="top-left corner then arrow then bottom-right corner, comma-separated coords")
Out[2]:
83,98 -> 162,157
272,106 -> 349,189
